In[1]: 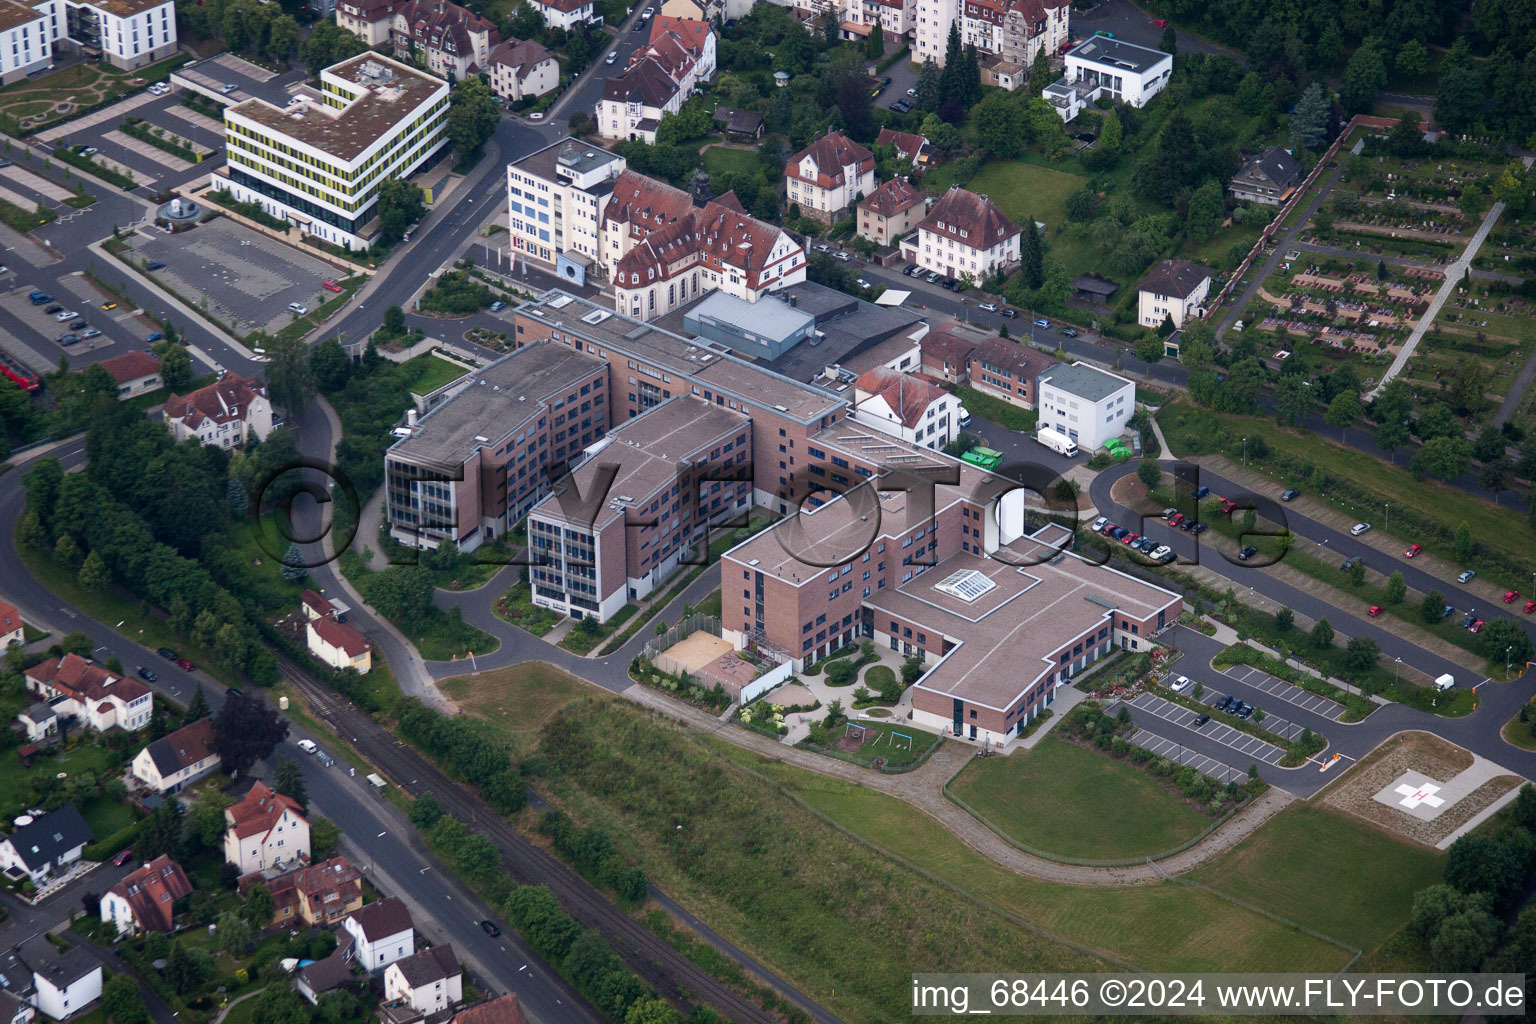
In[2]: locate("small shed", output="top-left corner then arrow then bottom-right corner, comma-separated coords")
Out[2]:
1072,274 -> 1119,305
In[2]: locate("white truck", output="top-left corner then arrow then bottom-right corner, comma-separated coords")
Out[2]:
1435,673 -> 1455,692
1037,427 -> 1078,458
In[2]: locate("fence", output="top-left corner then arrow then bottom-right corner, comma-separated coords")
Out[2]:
644,614 -> 795,703
643,613 -> 722,660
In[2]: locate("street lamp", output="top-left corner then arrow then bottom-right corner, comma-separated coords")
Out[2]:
1394,657 -> 1401,688
1242,436 -> 1248,467
1384,503 -> 1390,531
1506,645 -> 1514,680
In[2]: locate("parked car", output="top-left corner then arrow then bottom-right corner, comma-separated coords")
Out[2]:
1213,695 -> 1232,712
890,99 -> 911,114
1153,19 -> 1168,27
146,261 -> 165,271
1168,512 -> 1185,527
1121,531 -> 1139,545
907,88 -> 918,97
1170,675 -> 1191,692
1238,546 -> 1258,561
146,331 -> 164,342
101,301 -> 117,310
57,334 -> 79,345
137,667 -> 158,682
1341,555 -> 1360,571
220,83 -> 239,94
81,328 -> 102,339
1280,488 -> 1300,501
112,848 -> 135,866
176,658 -> 194,672
1441,604 -> 1456,620
1458,570 -> 1477,583
480,920 -> 501,937
941,277 -> 959,290
1469,619 -> 1485,633
925,271 -> 941,283
1350,522 -> 1371,536
489,300 -> 508,312
1000,308 -> 1018,319
1033,318 -> 1050,328
812,243 -> 830,253
1368,605 -> 1383,617
1160,507 -> 1178,519
1191,523 -> 1208,535
1108,527 -> 1127,540
1193,485 -> 1210,499
833,251 -> 851,262
322,280 -> 343,292
1138,537 -> 1158,553
855,277 -> 870,289
1504,591 -> 1520,603
55,310 -> 77,321
1151,545 -> 1173,563
44,304 -> 63,314
1219,498 -> 1238,514
1404,544 -> 1422,558
1525,600 -> 1536,614
1061,327 -> 1078,337
79,146 -> 98,155
296,739 -> 318,754
1193,713 -> 1210,727
1090,516 -> 1108,532
1460,612 -> 1477,629
1237,704 -> 1254,720
158,648 -> 178,660
288,302 -> 308,314
904,265 -> 922,276
605,50 -> 618,64
979,302 -> 998,312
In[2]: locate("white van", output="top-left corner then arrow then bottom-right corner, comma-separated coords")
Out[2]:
296,739 -> 318,754
1434,674 -> 1455,692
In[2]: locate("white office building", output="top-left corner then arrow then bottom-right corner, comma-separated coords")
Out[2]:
1036,361 -> 1135,452
213,53 -> 449,251
1045,35 -> 1172,114
506,138 -> 626,285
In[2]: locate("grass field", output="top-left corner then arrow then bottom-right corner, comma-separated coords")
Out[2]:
1188,803 -> 1442,952
948,382 -> 1039,431
948,735 -> 1212,860
440,661 -> 608,758
1501,709 -> 1536,752
701,145 -> 766,179
925,159 -> 1085,235
411,354 -> 470,396
705,740 -> 1355,974
816,719 -> 940,767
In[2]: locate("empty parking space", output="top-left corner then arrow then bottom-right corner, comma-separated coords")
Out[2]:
37,91 -> 160,143
1131,692 -> 1287,765
159,103 -> 225,135
1221,665 -> 1347,722
212,53 -> 278,83
1129,728 -> 1248,784
0,181 -> 36,209
103,129 -> 195,172
0,165 -> 75,203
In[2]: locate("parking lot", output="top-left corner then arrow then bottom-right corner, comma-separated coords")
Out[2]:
131,217 -> 338,337
1219,665 -> 1349,722
1129,692 -> 1288,766
1127,728 -> 1249,784
1,271 -> 153,364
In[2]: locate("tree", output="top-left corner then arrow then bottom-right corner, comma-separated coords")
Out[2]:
274,756 -> 308,810
1479,459 -> 1511,500
216,910 -> 254,953
409,791 -> 443,830
1186,179 -> 1224,244
309,338 -> 351,393
1474,425 -> 1507,463
1431,908 -> 1503,971
1290,82 -> 1331,150
1136,460 -> 1161,488
446,76 -> 500,159
299,21 -> 366,72
154,342 -> 193,392
267,14 -> 303,60
136,798 -> 183,859
1411,436 -> 1473,481
1453,520 -> 1474,563
973,93 -> 1025,159
241,883 -> 275,930
77,549 -> 109,592
1448,355 -> 1489,416
1324,391 -> 1362,442
1445,832 -> 1530,913
311,817 -> 342,858
915,58 -> 940,113
865,21 -> 883,59
211,693 -> 290,774
185,683 -> 209,723
263,334 -> 315,416
1030,44 -> 1052,88
102,974 -> 148,1024
1019,216 -> 1043,289
833,70 -> 875,142
1135,333 -> 1165,364
1435,38 -> 1483,133
1159,23 -> 1177,55
1344,635 -> 1380,673
1310,617 -> 1334,649
166,943 -> 212,995
1481,617 -> 1533,668
1386,571 -> 1407,605
378,178 -> 425,245
1341,38 -> 1387,113
184,788 -> 232,851
1274,608 -> 1294,632
1421,590 -> 1446,624
1274,374 -> 1313,427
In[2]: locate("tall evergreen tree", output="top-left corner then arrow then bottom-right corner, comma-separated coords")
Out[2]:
1290,82 -> 1331,150
1019,218 -> 1043,290
865,22 -> 884,60
939,23 -> 964,99
185,683 -> 209,723
961,43 -> 982,106
1159,24 -> 1177,56
1029,45 -> 1052,87
915,58 -> 941,113
1435,37 -> 1483,134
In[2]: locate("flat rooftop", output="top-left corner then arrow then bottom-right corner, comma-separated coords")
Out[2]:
683,289 -> 816,343
387,342 -> 606,466
763,282 -> 927,384
1067,36 -> 1171,75
0,0 -> 42,32
510,137 -> 623,186
77,0 -> 167,15
1037,361 -> 1133,402
870,526 -> 1180,710
519,290 -> 845,422
531,395 -> 748,530
229,53 -> 445,164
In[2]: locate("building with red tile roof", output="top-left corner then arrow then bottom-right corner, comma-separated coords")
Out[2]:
639,16 -> 715,94
0,599 -> 21,649
335,0 -> 498,81
308,614 -> 373,674
451,996 -> 527,1024
875,129 -> 930,167
487,38 -> 557,103
784,131 -> 876,223
163,372 -> 274,450
24,653 -> 153,733
223,782 -> 309,874
850,367 -> 967,450
241,855 -> 364,928
902,185 -> 1021,281
857,177 -> 926,246
101,855 -> 193,934
97,351 -> 162,400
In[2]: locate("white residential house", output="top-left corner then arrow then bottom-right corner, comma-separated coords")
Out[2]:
0,2 -> 49,87
1048,35 -> 1171,111
902,184 -> 1021,281
223,782 -> 310,875
847,0 -> 914,40
1137,259 -> 1212,330
130,719 -> 219,794
1036,361 -> 1135,452
0,806 -> 93,886
383,946 -> 462,1014
307,615 -> 373,674
163,372 -> 275,450
784,131 -> 875,224
850,368 -> 967,450
487,38 -> 559,103
100,855 -> 193,935
15,705 -> 58,745
23,654 -> 153,733
0,599 -> 23,649
529,0 -> 595,31
97,351 -> 162,401
343,898 -> 415,971
17,941 -> 101,1022
597,56 -> 683,143
29,0 -> 179,72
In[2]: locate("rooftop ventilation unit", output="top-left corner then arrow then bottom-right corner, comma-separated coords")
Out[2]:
581,309 -> 612,324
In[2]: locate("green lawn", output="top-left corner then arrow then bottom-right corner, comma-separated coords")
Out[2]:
0,744 -> 118,822
701,145 -> 766,178
947,381 -> 1038,432
813,719 -> 941,767
924,159 -> 1086,234
1188,803 -> 1443,951
948,735 -> 1212,860
411,354 -> 471,396
440,661 -> 609,758
80,796 -> 135,837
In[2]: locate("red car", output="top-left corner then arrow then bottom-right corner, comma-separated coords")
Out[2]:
1219,498 -> 1238,515
176,658 -> 195,672
1524,600 -> 1536,614
321,280 -> 343,292
1122,531 -> 1139,544
1469,619 -> 1485,634
1504,591 -> 1519,604
1168,512 -> 1185,527
1153,18 -> 1168,26
1368,605 -> 1383,617
1404,544 -> 1421,558
112,848 -> 134,866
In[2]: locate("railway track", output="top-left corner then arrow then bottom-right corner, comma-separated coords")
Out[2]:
276,657 -> 782,1024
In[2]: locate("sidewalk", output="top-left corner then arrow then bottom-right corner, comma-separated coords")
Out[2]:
1206,619 -> 1389,705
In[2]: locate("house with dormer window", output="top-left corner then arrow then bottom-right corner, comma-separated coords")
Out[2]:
223,782 -> 310,874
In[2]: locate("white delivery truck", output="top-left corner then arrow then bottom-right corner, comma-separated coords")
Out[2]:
1037,427 -> 1078,457
1435,673 -> 1455,691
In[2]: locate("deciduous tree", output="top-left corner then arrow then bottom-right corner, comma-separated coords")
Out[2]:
211,693 -> 290,774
